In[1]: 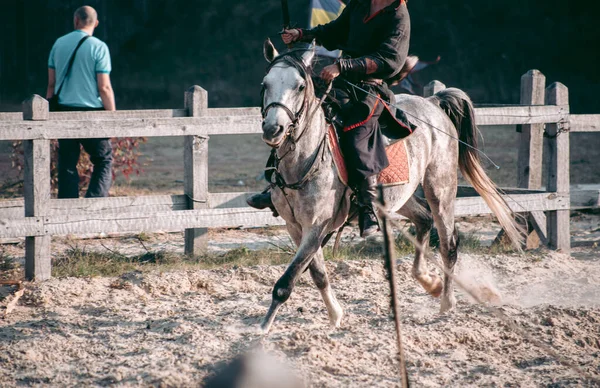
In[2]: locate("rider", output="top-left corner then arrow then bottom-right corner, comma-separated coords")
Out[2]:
248,0 -> 414,237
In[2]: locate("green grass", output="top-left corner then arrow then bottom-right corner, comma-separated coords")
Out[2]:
50,246 -> 294,278
46,227 -> 515,278
0,226 -> 518,280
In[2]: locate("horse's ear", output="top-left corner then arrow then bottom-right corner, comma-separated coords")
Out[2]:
264,39 -> 279,63
301,40 -> 317,67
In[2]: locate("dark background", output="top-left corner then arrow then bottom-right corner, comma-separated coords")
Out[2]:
0,0 -> 598,113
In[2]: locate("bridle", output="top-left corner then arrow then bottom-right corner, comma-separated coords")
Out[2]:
261,51 -> 313,149
260,49 -> 348,227
260,50 -> 330,192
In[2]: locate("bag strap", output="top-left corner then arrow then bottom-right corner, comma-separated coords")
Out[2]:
54,35 -> 91,98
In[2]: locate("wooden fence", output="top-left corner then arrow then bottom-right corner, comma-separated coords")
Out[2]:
1,70 -> 599,281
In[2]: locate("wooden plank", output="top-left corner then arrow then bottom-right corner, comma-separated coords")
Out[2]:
0,217 -> 42,238
423,80 -> 446,97
2,107 -> 262,122
569,114 -> 600,133
209,192 -> 253,208
529,211 -> 548,246
0,115 -> 263,141
545,83 -> 570,252
0,192 -> 259,219
1,208 -> 285,238
184,86 -> 209,255
205,107 -> 262,118
0,104 -> 571,142
5,189 -> 596,225
0,112 -> 22,121
571,189 -> 600,209
474,105 -> 568,126
22,95 -> 49,121
49,109 -> 187,120
457,185 -> 546,197
0,193 -> 568,239
517,70 -> 545,189
22,96 -> 51,281
454,193 -> 569,217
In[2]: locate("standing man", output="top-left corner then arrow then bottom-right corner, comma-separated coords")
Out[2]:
248,0 -> 413,237
47,5 -> 115,198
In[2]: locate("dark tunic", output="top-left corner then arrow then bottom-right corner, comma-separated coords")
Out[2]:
300,0 -> 412,185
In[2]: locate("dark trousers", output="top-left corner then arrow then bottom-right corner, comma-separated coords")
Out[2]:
334,86 -> 389,187
58,138 -> 113,198
56,105 -> 112,198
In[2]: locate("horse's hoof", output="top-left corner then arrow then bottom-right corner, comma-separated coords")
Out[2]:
440,296 -> 456,313
429,276 -> 443,298
329,308 -> 344,328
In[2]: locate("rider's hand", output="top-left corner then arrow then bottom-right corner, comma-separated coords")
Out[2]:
320,64 -> 341,83
281,29 -> 300,44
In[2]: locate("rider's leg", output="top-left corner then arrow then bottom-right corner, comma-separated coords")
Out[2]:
246,153 -> 278,216
357,174 -> 380,237
340,101 -> 388,237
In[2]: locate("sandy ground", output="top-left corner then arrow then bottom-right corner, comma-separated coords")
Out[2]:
1,216 -> 600,387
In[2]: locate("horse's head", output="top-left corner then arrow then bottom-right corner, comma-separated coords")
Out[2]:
261,39 -> 316,147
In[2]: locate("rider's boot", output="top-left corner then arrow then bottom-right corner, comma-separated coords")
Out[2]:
357,175 -> 380,238
246,189 -> 278,217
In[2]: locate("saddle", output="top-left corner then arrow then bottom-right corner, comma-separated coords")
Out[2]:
327,123 -> 411,187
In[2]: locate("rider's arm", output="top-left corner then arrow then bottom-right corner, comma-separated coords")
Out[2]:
297,3 -> 352,50
337,8 -> 410,80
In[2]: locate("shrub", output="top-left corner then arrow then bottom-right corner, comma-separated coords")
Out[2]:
10,137 -> 146,194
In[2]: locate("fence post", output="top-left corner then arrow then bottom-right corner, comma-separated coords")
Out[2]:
423,80 -> 446,97
23,95 -> 51,280
184,86 -> 209,256
516,70 -> 547,249
545,83 -> 570,253
517,70 -> 545,188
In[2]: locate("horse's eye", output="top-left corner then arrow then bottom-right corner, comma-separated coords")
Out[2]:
298,84 -> 305,91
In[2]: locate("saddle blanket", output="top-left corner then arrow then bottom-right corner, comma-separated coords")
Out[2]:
327,125 -> 410,187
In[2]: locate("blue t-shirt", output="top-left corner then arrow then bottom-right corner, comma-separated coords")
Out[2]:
48,30 -> 111,108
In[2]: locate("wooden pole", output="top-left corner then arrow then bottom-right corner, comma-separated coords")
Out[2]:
184,86 -> 210,256
517,70 -> 546,189
545,83 -> 570,253
378,185 -> 410,388
23,95 -> 51,280
517,70 -> 547,249
423,80 -> 446,98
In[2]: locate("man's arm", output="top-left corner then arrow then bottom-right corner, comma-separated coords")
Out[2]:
46,68 -> 56,99
97,73 -> 116,111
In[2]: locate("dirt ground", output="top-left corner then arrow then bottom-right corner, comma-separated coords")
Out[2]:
1,213 -> 599,387
0,248 -> 599,387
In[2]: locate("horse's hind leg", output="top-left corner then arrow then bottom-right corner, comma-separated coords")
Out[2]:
423,173 -> 460,313
398,195 -> 443,298
309,248 -> 343,327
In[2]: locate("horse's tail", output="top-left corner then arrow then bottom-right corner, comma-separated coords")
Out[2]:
429,88 -> 525,249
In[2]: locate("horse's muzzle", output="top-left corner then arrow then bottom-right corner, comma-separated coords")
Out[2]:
262,122 -> 287,148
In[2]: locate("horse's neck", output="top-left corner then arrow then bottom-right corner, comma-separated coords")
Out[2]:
276,101 -> 327,183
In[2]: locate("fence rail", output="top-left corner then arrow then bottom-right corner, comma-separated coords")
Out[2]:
1,71 -> 600,281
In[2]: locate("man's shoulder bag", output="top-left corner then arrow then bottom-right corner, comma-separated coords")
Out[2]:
49,35 -> 90,112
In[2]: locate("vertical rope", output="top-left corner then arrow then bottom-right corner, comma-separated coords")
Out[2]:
378,185 -> 410,388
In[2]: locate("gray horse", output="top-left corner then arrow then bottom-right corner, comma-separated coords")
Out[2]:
259,40 -> 522,333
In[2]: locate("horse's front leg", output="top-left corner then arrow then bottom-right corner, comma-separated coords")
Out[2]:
309,248 -> 343,327
261,227 -> 325,333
